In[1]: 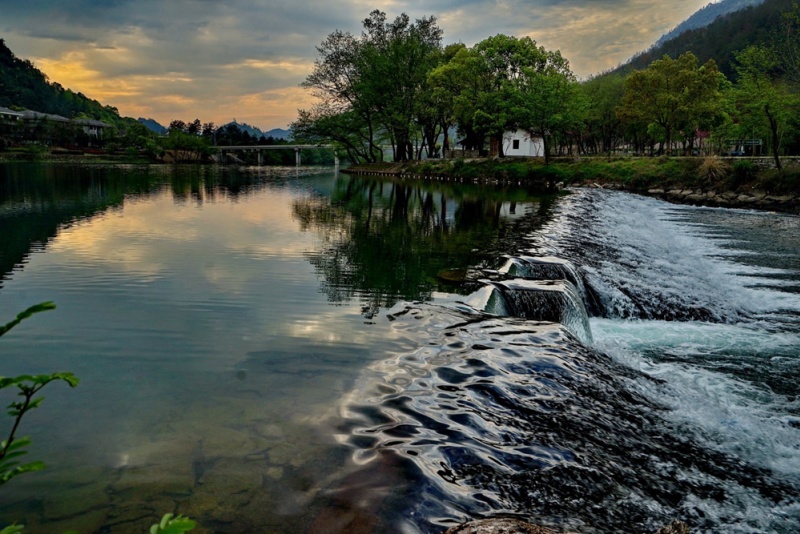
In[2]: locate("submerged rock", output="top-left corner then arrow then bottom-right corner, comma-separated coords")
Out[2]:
442,518 -> 689,533
443,518 -> 559,534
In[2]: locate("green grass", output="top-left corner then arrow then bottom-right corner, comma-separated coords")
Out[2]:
342,155 -> 798,197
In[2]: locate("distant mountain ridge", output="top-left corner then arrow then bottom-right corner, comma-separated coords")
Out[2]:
655,0 -> 765,47
607,0 -> 794,78
137,117 -> 167,134
220,120 -> 291,140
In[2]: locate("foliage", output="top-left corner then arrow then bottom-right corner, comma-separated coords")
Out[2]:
758,167 -> 800,193
618,52 -> 725,155
467,35 -> 584,162
580,74 -> 626,155
0,39 -> 123,126
149,513 -> 196,534
615,0 -> 797,79
295,10 -> 443,163
698,155 -> 732,182
0,513 -> 196,533
731,159 -> 758,185
0,303 -> 79,487
731,45 -> 797,169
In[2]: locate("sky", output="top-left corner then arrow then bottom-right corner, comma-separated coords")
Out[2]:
0,0 -> 713,130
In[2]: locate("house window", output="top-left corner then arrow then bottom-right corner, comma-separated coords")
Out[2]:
512,139 -> 520,150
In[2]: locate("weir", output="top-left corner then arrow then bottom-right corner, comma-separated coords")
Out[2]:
489,279 -> 593,343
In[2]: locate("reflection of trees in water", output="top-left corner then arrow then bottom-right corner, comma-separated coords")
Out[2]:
0,164 -> 167,285
0,164 -> 326,285
293,175 -> 556,317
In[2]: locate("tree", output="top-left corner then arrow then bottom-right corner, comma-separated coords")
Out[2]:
732,45 -> 797,169
581,74 -> 626,155
472,35 -> 552,156
511,50 -> 585,162
168,119 -> 187,133
297,10 -> 443,163
618,52 -> 725,155
428,44 -> 488,151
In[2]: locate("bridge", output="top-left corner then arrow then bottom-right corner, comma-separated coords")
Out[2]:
212,144 -> 338,166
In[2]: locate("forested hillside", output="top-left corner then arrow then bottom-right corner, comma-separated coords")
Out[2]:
0,38 -> 123,125
654,0 -> 764,48
616,0 -> 794,78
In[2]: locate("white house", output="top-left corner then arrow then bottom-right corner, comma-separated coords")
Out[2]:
502,129 -> 544,157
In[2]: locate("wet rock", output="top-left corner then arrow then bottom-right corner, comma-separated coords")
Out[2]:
441,518 -> 690,534
442,518 -> 559,533
655,520 -> 690,534
438,268 -> 468,284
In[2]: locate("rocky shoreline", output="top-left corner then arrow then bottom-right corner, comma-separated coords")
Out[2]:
342,161 -> 799,215
586,180 -> 800,214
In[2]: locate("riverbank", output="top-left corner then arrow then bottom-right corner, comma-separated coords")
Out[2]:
0,147 -> 155,165
345,157 -> 800,214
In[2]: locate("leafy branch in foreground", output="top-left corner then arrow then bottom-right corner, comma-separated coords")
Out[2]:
0,302 -> 80,487
149,513 -> 196,534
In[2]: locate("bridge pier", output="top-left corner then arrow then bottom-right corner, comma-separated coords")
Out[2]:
257,151 -> 263,166
295,148 -> 301,166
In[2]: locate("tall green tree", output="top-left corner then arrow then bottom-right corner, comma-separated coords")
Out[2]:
732,45 -> 797,169
296,10 -> 443,162
618,52 -> 725,155
511,51 -> 585,162
580,74 -> 626,155
472,35 -> 551,156
428,44 -> 488,151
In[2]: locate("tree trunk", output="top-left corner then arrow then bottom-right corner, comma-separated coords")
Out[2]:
766,106 -> 782,170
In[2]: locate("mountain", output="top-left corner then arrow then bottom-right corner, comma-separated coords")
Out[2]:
0,38 -> 124,126
612,0 -> 794,78
654,0 -> 766,48
264,128 -> 291,140
219,120 -> 268,138
137,117 -> 167,134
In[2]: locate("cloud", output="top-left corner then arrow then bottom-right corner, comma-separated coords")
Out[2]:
0,0 -> 712,128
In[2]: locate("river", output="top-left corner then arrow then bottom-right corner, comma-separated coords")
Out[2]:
0,163 -> 798,533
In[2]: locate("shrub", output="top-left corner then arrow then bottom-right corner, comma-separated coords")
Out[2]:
698,155 -> 731,183
758,168 -> 800,195
730,159 -> 757,188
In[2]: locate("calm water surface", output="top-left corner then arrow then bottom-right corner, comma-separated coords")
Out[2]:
0,163 -> 549,532
1,163 -> 799,533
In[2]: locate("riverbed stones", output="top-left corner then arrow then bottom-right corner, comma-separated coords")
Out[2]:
442,518 -> 559,533
441,518 -> 690,533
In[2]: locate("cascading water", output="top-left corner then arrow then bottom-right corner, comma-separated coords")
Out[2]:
485,279 -> 593,344
331,188 -> 800,533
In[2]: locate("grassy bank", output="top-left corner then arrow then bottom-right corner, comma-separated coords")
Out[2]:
0,147 -> 155,165
400,156 -> 800,197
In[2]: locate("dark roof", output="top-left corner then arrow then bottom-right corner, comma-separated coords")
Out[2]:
0,106 -> 23,117
73,118 -> 113,128
20,110 -> 70,123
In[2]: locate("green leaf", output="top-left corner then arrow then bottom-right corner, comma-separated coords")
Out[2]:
0,460 -> 46,484
0,302 -> 56,338
150,514 -> 196,534
0,524 -> 24,534
52,373 -> 80,388
2,436 -> 32,452
26,398 -> 44,411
